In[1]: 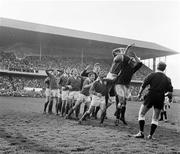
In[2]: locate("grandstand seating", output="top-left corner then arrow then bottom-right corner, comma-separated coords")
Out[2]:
0,51 -> 152,97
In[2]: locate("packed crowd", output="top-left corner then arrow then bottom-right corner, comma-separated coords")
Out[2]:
0,51 -> 151,79
0,50 -> 153,98
0,75 -> 44,97
0,51 -> 38,73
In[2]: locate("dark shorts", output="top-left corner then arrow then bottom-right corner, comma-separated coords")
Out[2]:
143,92 -> 165,110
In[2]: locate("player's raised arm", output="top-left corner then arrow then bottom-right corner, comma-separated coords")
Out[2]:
124,43 -> 135,55
45,69 -> 53,76
81,65 -> 91,77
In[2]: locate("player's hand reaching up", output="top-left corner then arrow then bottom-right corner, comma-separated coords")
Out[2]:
138,93 -> 143,101
85,65 -> 91,70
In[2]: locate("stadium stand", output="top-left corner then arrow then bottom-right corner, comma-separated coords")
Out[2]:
0,51 -> 152,97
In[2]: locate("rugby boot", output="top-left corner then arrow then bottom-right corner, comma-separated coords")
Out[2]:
114,119 -> 119,126
147,135 -> 155,140
100,111 -> 106,124
65,108 -> 74,119
134,131 -> 144,138
48,100 -> 53,114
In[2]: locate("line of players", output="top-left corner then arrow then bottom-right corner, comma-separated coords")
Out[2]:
43,63 -> 114,123
43,46 -> 173,140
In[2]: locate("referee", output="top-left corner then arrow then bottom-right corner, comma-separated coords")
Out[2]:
134,62 -> 173,139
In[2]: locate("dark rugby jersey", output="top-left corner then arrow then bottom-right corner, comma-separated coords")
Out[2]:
109,54 -> 142,85
116,61 -> 142,85
81,70 -> 98,80
59,74 -> 69,87
46,71 -> 58,90
66,76 -> 82,91
90,80 -> 107,96
44,77 -> 50,88
81,78 -> 93,96
141,72 -> 173,94
109,54 -> 126,75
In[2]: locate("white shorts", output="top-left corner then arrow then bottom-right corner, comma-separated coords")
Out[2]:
109,96 -> 116,104
68,91 -> 80,100
90,95 -> 105,107
115,84 -> 131,99
76,93 -> 91,103
57,89 -> 62,98
45,88 -> 51,97
51,89 -> 59,98
62,90 -> 69,101
106,72 -> 117,80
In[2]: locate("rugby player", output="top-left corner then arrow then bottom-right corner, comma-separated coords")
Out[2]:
45,69 -> 59,114
81,63 -> 101,119
106,43 -> 142,125
66,71 -> 96,119
78,73 -> 114,124
56,69 -> 64,115
65,68 -> 82,118
43,77 -> 52,113
159,92 -> 172,122
81,63 -> 100,79
134,62 -> 173,139
59,69 -> 70,117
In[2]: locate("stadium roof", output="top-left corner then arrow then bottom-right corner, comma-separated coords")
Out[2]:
0,18 -> 178,59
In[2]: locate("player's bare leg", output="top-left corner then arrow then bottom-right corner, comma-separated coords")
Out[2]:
79,106 -> 95,124
134,104 -> 150,138
44,96 -> 50,113
147,108 -> 161,139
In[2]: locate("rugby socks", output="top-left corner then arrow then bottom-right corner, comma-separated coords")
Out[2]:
55,103 -> 58,114
94,106 -> 100,119
164,111 -> 167,120
80,112 -> 89,121
48,100 -> 53,114
120,106 -> 126,119
58,99 -> 62,112
116,108 -> 121,119
75,105 -> 80,118
159,112 -> 164,121
61,101 -> 66,116
100,111 -> 106,124
150,124 -> 157,136
139,120 -> 145,132
66,108 -> 74,118
120,106 -> 127,124
44,101 -> 49,112
65,103 -> 70,115
83,104 -> 88,114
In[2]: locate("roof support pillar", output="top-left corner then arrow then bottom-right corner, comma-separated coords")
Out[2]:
153,57 -> 156,72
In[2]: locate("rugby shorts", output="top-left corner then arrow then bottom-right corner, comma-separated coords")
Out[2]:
76,93 -> 91,103
90,95 -> 105,107
115,84 -> 131,99
51,89 -> 59,98
68,91 -> 80,101
45,88 -> 51,97
143,92 -> 164,110
57,89 -> 62,98
62,90 -> 69,101
106,72 -> 117,80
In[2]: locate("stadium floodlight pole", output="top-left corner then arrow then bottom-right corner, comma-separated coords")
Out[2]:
81,48 -> 84,67
39,37 -> 42,61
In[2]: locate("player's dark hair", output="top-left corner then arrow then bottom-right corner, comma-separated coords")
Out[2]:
157,62 -> 166,71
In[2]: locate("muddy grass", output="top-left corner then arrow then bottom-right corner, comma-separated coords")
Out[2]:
0,96 -> 180,154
